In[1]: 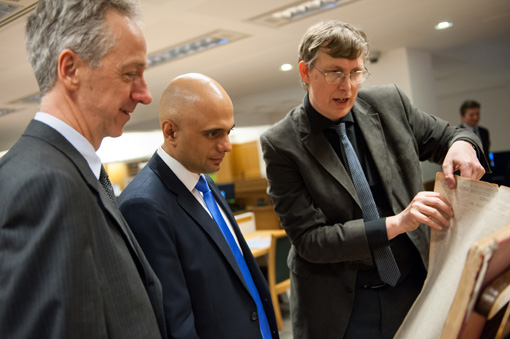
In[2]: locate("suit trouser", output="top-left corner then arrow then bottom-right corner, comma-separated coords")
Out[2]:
343,262 -> 426,339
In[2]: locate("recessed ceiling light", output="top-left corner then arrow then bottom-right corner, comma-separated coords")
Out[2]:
435,21 -> 453,30
280,63 -> 294,72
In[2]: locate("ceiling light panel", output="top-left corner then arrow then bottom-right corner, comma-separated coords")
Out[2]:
0,0 -> 39,29
147,30 -> 248,68
10,92 -> 40,105
248,0 -> 359,27
0,108 -> 18,117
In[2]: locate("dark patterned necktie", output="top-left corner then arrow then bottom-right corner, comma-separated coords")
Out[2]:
99,165 -> 117,206
335,122 -> 401,287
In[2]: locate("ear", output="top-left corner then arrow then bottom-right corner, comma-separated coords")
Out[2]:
298,61 -> 310,85
161,120 -> 178,144
57,49 -> 81,91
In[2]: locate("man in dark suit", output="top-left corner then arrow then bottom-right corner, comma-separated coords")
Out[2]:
459,100 -> 491,166
0,1 -> 166,338
118,73 -> 279,339
260,20 -> 488,339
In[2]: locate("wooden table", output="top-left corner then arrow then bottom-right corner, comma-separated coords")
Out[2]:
245,230 -> 278,258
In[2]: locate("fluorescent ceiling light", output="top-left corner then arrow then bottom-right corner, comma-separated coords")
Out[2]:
147,30 -> 248,68
0,108 -> 17,117
249,0 -> 358,27
9,92 -> 41,105
435,21 -> 453,30
0,0 -> 39,29
0,3 -> 21,21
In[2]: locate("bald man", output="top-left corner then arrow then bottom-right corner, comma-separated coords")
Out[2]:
118,73 -> 279,339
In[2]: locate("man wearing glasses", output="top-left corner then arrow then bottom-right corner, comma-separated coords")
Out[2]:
260,20 -> 488,339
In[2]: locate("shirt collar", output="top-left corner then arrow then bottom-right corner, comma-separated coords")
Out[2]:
304,93 -> 355,134
156,147 -> 202,192
34,112 -> 102,179
461,122 -> 477,131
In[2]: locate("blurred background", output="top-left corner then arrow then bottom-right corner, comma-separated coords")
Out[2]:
1,0 -> 509,191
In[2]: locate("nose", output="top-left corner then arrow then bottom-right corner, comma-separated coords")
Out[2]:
132,77 -> 152,105
336,74 -> 351,89
218,135 -> 232,153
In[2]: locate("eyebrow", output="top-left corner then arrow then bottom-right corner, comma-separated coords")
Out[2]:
122,61 -> 148,70
328,66 -> 363,72
203,124 -> 235,134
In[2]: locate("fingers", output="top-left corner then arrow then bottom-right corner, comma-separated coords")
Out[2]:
416,192 -> 453,228
458,160 -> 485,181
392,192 -> 453,236
442,166 -> 457,190
418,205 -> 451,230
442,140 -> 486,188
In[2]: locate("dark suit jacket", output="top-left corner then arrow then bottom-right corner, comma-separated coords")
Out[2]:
260,84 -> 487,338
0,120 -> 166,339
118,153 -> 279,339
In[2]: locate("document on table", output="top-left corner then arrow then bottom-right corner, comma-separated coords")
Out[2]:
395,173 -> 510,339
246,236 -> 271,249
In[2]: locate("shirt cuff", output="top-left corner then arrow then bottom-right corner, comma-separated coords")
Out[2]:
365,217 -> 390,249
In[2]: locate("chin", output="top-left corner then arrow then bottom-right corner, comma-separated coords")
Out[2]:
111,131 -> 123,138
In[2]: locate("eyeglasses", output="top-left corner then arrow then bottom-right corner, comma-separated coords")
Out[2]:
310,63 -> 370,85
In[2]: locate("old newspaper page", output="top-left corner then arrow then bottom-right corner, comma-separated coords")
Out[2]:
395,173 -> 510,339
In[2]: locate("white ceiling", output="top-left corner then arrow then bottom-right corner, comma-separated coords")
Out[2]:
1,0 -> 510,152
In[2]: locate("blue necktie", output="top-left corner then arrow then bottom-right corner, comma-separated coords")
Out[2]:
335,122 -> 401,287
195,176 -> 272,338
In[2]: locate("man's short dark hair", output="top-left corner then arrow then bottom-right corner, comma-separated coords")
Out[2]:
460,100 -> 481,116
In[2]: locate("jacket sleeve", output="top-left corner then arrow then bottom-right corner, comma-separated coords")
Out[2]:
120,196 -> 200,339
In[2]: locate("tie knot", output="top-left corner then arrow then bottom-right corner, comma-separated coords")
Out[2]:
195,175 -> 210,194
330,122 -> 347,137
99,165 -> 108,182
337,122 -> 347,135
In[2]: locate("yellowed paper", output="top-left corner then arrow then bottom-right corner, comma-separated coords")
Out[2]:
395,173 -> 510,339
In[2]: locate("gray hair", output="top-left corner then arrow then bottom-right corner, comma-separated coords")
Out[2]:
298,20 -> 369,89
25,0 -> 141,96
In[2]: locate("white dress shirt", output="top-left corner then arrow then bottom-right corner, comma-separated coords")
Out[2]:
156,147 -> 242,251
34,112 -> 102,179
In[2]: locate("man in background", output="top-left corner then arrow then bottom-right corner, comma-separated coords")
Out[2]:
118,73 -> 279,339
459,100 -> 491,163
459,100 -> 491,181
0,1 -> 166,338
260,20 -> 488,339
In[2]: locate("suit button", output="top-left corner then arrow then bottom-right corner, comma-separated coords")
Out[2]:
251,312 -> 258,321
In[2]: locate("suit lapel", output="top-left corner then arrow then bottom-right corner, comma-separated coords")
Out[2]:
297,99 -> 394,212
24,120 -> 143,263
148,154 -> 249,291
298,109 -> 361,208
24,121 -> 167,334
